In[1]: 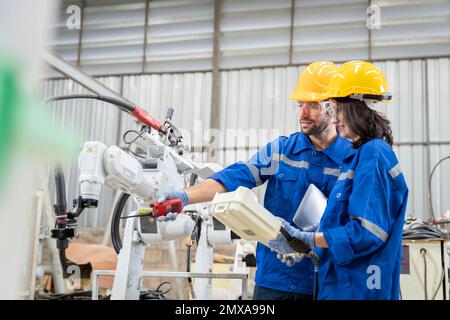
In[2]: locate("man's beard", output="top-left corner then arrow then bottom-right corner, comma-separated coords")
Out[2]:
301,118 -> 329,136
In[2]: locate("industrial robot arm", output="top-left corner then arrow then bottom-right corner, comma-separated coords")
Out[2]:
48,97 -> 240,300
78,142 -> 159,203
49,104 -> 188,262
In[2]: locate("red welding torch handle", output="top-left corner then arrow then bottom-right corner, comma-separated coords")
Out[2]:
152,199 -> 183,217
131,106 -> 164,132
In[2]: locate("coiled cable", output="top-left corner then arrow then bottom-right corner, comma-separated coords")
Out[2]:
402,221 -> 445,240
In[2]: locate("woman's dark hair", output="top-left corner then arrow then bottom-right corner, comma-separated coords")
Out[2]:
335,98 -> 393,148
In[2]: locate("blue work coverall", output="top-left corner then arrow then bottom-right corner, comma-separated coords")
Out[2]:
209,132 -> 353,295
317,138 -> 409,299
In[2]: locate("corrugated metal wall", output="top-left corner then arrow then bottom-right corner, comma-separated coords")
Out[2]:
46,0 -> 450,77
39,58 -> 450,227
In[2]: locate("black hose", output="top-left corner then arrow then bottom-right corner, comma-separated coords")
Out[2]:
53,166 -> 72,277
54,166 -> 67,218
111,192 -> 130,254
58,241 -> 70,278
46,94 -> 136,113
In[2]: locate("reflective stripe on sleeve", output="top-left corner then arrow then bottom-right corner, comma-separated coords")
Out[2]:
243,162 -> 263,186
350,215 -> 389,243
389,164 -> 402,179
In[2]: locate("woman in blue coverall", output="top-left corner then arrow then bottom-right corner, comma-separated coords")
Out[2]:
268,61 -> 409,300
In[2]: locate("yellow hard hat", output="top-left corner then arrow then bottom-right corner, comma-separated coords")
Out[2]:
288,61 -> 338,102
326,60 -> 392,102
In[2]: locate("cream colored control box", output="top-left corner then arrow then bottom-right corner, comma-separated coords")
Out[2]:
400,240 -> 449,300
211,186 -> 281,245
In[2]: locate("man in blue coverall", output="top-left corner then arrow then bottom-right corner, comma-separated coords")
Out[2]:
159,61 -> 354,300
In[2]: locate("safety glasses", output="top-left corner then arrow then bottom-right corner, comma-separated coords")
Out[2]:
297,100 -> 335,116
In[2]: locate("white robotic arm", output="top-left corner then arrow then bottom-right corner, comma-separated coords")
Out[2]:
78,141 -> 159,204
50,99 -> 242,300
72,135 -> 240,301
77,140 -> 193,245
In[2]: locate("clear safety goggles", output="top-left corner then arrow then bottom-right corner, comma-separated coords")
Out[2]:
297,100 -> 335,117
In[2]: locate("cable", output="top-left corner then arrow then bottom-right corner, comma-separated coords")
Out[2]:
53,166 -> 75,278
403,221 -> 444,240
185,172 -> 198,299
156,281 -> 172,295
185,241 -> 197,299
306,251 -> 319,300
403,225 -> 446,300
123,129 -> 145,145
421,248 -> 428,300
120,212 -> 154,219
46,94 -> 135,113
122,129 -> 150,159
428,155 -> 450,221
36,290 -> 93,300
111,193 -> 130,254
431,263 -> 445,300
54,166 -> 67,220
139,282 -> 173,300
46,94 -> 165,133
419,247 -> 445,300
58,248 -> 70,278
101,282 -> 173,300
280,227 -> 319,300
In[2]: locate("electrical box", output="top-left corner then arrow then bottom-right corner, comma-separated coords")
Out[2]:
400,240 -> 449,300
211,187 -> 281,245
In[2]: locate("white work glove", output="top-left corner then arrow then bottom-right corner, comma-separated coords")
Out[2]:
276,253 -> 305,267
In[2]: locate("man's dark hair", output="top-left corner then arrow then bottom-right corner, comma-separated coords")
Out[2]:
336,98 -> 393,148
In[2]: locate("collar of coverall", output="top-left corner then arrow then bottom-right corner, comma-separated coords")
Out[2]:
293,132 -> 356,164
